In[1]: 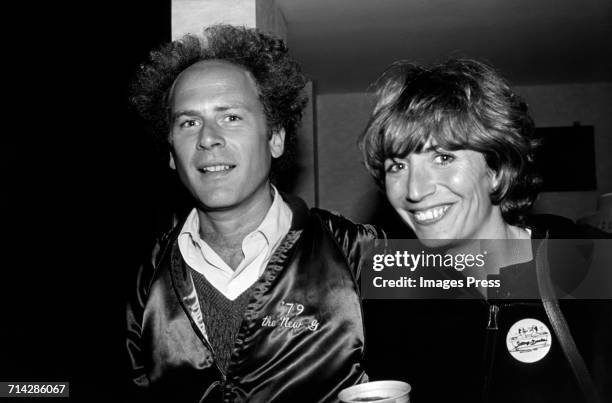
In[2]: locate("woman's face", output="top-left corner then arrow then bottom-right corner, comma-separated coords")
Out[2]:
384,140 -> 505,247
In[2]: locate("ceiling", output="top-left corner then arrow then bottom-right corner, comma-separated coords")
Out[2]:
277,0 -> 612,93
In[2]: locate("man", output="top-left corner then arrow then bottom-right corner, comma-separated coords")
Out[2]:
126,25 -> 379,402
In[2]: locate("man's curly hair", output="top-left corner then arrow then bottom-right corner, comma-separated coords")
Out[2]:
130,24 -> 308,176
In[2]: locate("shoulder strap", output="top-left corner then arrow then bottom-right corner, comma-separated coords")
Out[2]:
535,237 -> 601,403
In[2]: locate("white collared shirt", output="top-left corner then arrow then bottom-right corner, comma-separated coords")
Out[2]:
177,187 -> 292,300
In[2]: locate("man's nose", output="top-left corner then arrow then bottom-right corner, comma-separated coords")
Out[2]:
197,123 -> 225,150
406,163 -> 435,202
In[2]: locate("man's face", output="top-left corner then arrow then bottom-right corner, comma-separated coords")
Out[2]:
168,61 -> 284,212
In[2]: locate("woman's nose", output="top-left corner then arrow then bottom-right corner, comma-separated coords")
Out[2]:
406,163 -> 435,202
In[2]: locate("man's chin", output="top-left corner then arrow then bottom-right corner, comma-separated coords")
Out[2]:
192,181 -> 271,213
195,193 -> 238,212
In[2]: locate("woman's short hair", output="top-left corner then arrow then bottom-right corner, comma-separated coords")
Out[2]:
130,24 -> 307,175
359,58 -> 541,225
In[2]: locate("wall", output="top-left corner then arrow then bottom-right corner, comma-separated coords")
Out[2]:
315,82 -> 612,223
516,82 -> 612,220
316,92 -> 375,221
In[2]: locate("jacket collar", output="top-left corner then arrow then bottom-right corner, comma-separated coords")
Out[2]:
166,192 -> 311,344
278,191 -> 311,231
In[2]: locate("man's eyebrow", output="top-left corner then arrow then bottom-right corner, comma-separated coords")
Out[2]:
214,104 -> 248,112
171,104 -> 249,120
171,110 -> 200,120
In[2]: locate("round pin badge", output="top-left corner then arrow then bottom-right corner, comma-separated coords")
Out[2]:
506,318 -> 552,363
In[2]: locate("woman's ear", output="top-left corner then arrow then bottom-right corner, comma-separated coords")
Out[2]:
489,165 -> 511,203
490,168 -> 502,192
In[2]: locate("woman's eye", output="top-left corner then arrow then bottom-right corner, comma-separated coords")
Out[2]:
433,153 -> 455,165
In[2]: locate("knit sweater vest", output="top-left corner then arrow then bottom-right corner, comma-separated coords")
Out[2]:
189,268 -> 254,373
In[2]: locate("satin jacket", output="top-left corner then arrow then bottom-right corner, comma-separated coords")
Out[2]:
126,195 -> 381,402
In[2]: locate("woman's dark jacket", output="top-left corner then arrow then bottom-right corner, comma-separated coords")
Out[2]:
364,214 -> 611,403
126,195 -> 380,402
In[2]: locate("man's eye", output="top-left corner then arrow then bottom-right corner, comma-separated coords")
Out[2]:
223,114 -> 241,122
433,153 -> 455,165
178,119 -> 200,128
386,162 -> 406,173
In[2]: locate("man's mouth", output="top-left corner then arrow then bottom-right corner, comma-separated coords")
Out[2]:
411,204 -> 452,224
197,164 -> 236,173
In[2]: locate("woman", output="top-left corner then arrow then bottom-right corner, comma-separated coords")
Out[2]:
359,59 -> 610,403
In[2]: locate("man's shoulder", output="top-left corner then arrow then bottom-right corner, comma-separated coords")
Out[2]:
310,208 -> 381,240
143,224 -> 182,271
311,207 -> 357,226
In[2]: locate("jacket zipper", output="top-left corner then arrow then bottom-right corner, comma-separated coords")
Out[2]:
198,337 -> 227,401
482,303 -> 499,402
486,304 -> 499,330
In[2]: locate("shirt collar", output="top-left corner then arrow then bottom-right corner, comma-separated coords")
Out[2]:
257,185 -> 289,245
180,185 -> 291,248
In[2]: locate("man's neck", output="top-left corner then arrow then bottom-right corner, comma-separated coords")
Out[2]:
195,184 -> 274,267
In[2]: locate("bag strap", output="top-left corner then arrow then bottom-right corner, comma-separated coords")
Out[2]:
535,236 -> 601,403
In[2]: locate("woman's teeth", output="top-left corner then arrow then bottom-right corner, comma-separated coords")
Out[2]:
413,205 -> 450,223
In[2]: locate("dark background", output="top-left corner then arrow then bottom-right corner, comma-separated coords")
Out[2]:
534,125 -> 597,192
3,1 -> 171,401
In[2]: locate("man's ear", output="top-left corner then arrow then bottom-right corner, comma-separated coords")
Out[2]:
269,127 -> 286,158
169,152 -> 176,170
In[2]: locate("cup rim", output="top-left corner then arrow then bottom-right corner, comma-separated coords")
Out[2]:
338,380 -> 411,402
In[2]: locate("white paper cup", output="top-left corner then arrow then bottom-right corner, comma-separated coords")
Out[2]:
338,380 -> 411,403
